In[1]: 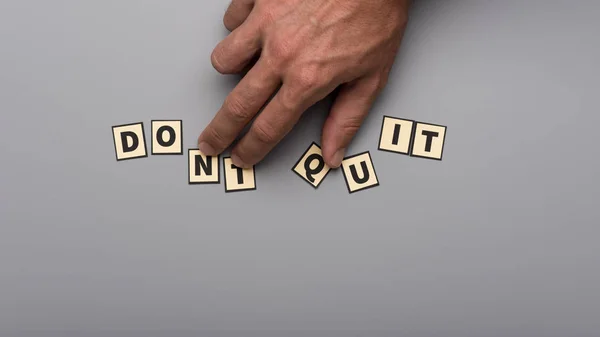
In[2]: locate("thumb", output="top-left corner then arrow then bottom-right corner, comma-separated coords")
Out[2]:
223,0 -> 255,32
321,75 -> 383,168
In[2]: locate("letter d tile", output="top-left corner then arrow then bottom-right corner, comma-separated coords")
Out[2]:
112,122 -> 148,161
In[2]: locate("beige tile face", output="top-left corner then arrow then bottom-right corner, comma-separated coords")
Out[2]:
188,150 -> 219,184
113,123 -> 147,160
341,152 -> 379,193
292,143 -> 331,188
411,123 -> 447,160
152,120 -> 182,154
224,158 -> 256,192
379,117 -> 414,154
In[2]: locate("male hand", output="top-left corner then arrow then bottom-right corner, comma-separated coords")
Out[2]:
198,0 -> 410,168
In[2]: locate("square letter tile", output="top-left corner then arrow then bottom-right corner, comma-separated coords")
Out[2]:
292,142 -> 331,188
188,149 -> 220,184
341,151 -> 379,194
112,122 -> 148,161
223,157 -> 256,193
378,116 -> 415,155
152,120 -> 183,155
410,122 -> 447,160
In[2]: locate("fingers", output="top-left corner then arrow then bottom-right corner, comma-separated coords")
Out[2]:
230,81 -> 333,168
197,58 -> 281,156
211,15 -> 261,74
223,0 -> 255,32
321,75 -> 384,168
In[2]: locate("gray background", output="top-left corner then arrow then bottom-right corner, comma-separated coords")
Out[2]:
1,0 -> 599,336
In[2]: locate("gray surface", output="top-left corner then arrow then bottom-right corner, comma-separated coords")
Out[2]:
1,0 -> 599,336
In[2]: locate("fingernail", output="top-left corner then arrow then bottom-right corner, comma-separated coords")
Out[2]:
331,148 -> 346,168
198,142 -> 216,156
231,154 -> 249,168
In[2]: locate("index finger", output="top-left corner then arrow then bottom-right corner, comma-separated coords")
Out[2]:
197,58 -> 281,156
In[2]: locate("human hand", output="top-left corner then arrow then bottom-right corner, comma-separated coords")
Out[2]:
198,0 -> 410,168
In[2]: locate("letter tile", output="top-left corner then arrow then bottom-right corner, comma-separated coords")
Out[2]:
223,157 -> 256,192
341,151 -> 379,194
112,122 -> 147,161
188,149 -> 220,184
292,142 -> 331,188
410,122 -> 447,160
378,116 -> 415,155
152,120 -> 183,155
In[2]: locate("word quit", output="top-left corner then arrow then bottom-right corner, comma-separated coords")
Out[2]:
111,116 -> 447,194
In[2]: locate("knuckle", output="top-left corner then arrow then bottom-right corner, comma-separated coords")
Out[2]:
257,6 -> 276,29
223,96 -> 250,122
277,89 -> 300,112
290,67 -> 324,92
338,115 -> 364,135
266,38 -> 295,62
251,121 -> 278,145
203,127 -> 228,149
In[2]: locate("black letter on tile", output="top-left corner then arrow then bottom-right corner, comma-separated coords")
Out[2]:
392,124 -> 402,145
422,130 -> 439,152
231,164 -> 244,184
350,162 -> 370,184
157,126 -> 176,147
195,155 -> 213,176
120,132 -> 139,153
304,153 -> 325,183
